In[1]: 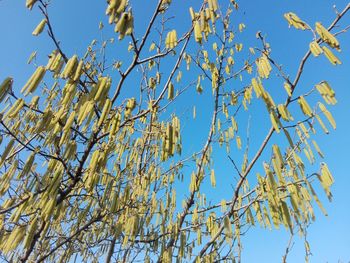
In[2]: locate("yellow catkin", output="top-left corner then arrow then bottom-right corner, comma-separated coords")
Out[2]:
26,0 -> 38,10
210,169 -> 216,187
319,102 -> 336,129
194,21 -> 202,44
73,60 -> 84,81
284,12 -> 309,30
98,99 -> 112,126
236,136 -> 241,149
224,216 -> 232,238
316,115 -> 329,134
23,216 -> 38,249
0,77 -> 13,102
94,77 -> 108,101
322,46 -> 342,65
21,66 -> 46,95
7,98 -> 25,119
312,140 -> 324,158
284,82 -> 292,96
309,41 -> 323,57
298,96 -> 313,117
251,78 -> 263,98
61,55 -> 78,79
0,139 -> 15,166
315,22 -> 340,50
109,111 -> 121,136
166,30 -> 177,49
115,12 -> 134,40
167,82 -> 174,100
32,19 -> 47,36
270,111 -> 280,133
63,111 -> 76,131
189,7 -> 195,20
208,0 -> 218,11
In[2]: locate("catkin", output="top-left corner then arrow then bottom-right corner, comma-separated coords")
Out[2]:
322,46 -> 342,65
32,19 -> 47,36
21,66 -> 46,95
26,0 -> 38,10
167,82 -> 174,100
315,22 -> 340,50
309,41 -> 323,57
61,55 -> 78,79
98,99 -> 112,126
194,21 -> 202,44
0,139 -> 15,166
0,77 -> 13,102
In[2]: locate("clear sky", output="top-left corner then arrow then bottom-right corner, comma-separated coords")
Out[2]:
0,0 -> 349,262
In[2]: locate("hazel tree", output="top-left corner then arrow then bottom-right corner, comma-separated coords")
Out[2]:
0,0 -> 349,262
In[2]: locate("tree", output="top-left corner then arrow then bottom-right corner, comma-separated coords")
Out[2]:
0,0 -> 349,262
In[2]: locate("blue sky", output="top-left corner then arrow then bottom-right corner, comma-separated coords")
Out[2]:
0,0 -> 350,262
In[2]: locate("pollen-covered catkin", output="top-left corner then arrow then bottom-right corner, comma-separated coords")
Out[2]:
21,66 -> 46,96
26,0 -> 38,10
0,77 -> 13,102
115,12 -> 134,40
61,55 -> 78,79
315,22 -> 340,50
32,19 -> 47,36
322,46 -> 342,65
194,21 -> 203,43
309,41 -> 323,57
98,99 -> 112,126
167,82 -> 174,100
